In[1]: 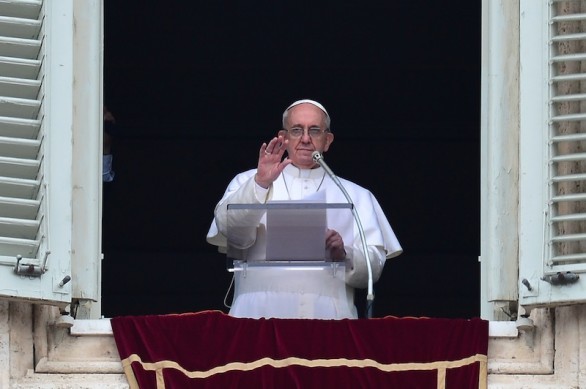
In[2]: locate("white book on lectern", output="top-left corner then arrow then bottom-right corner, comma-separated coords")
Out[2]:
265,191 -> 327,261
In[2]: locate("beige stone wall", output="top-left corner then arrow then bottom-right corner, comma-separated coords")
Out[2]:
488,305 -> 586,388
2,301 -> 127,388
2,300 -> 586,388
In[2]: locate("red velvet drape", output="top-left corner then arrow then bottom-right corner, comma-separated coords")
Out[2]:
111,311 -> 488,389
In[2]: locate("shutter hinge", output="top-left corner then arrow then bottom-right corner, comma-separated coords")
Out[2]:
13,251 -> 50,277
541,271 -> 580,286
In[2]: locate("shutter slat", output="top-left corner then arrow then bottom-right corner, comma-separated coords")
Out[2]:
551,152 -> 586,163
0,116 -> 41,139
0,76 -> 41,99
552,73 -> 586,82
544,263 -> 586,274
551,213 -> 586,222
0,236 -> 39,257
0,36 -> 41,59
551,133 -> 586,142
0,16 -> 41,39
551,233 -> 586,242
0,136 -> 40,159
0,177 -> 39,199
551,93 -> 586,102
551,193 -> 586,203
551,32 -> 586,42
0,196 -> 40,220
0,96 -> 40,119
551,13 -> 586,23
550,112 -> 586,122
0,156 -> 40,180
551,52 -> 586,62
0,216 -> 39,239
551,252 -> 586,263
0,55 -> 40,79
0,1 -> 41,20
551,173 -> 586,182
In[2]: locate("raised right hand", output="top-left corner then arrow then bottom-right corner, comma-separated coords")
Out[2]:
255,134 -> 291,188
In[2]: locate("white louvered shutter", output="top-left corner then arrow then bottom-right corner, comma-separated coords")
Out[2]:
520,0 -> 586,308
0,0 -> 76,307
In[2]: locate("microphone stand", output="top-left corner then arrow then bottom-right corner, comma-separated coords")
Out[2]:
312,152 -> 375,318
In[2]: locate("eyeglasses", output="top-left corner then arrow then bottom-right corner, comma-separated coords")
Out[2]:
285,127 -> 329,138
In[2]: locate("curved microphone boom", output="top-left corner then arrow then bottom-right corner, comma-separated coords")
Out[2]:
312,151 -> 375,318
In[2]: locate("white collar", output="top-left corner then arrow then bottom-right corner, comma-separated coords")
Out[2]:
283,164 -> 326,179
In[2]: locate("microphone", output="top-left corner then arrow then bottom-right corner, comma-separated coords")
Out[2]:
311,151 -> 375,318
312,151 -> 342,189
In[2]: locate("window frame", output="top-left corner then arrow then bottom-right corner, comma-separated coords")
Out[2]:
0,0 -> 103,318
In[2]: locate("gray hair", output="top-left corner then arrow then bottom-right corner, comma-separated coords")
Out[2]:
282,99 -> 331,131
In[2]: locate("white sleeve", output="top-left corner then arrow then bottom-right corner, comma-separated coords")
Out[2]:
207,171 -> 270,249
344,245 -> 386,288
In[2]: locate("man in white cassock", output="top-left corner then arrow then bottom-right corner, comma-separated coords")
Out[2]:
207,99 -> 402,319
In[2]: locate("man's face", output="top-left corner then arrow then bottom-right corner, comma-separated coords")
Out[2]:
281,103 -> 334,169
